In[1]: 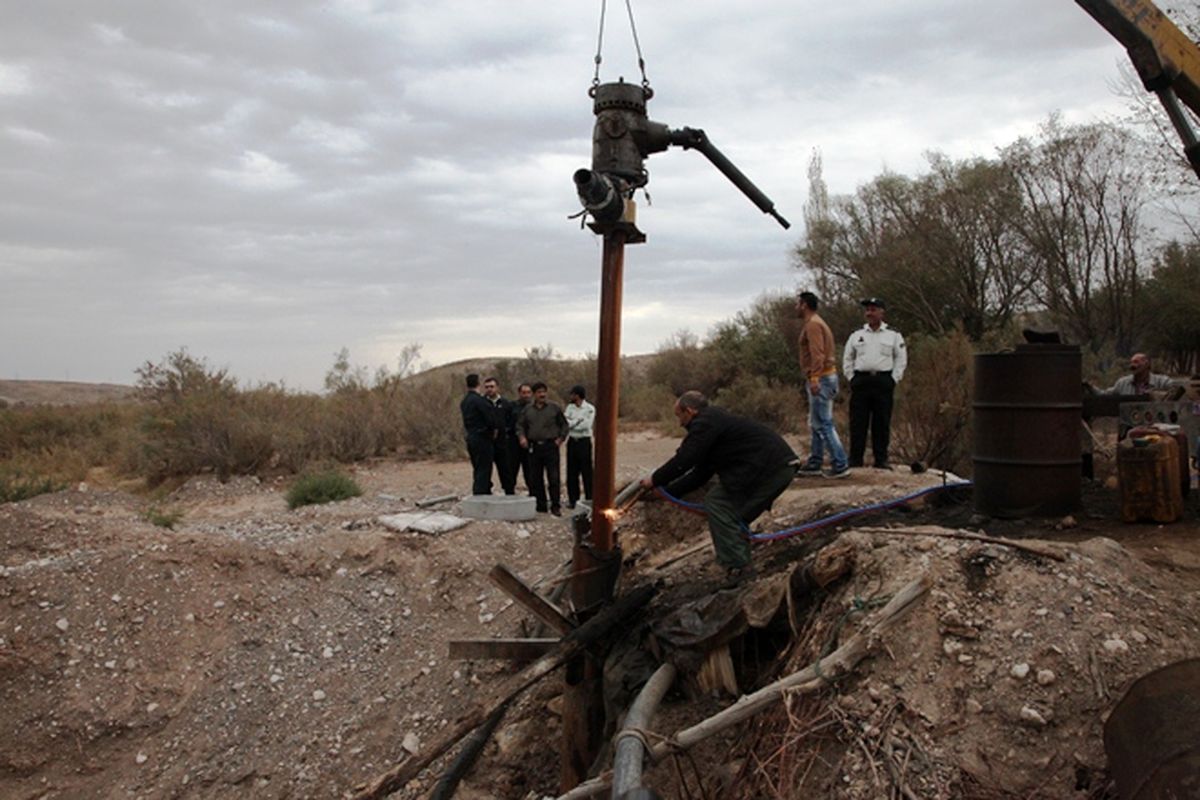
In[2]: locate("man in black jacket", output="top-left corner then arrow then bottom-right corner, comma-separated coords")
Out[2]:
460,373 -> 499,495
482,376 -> 517,494
641,391 -> 796,572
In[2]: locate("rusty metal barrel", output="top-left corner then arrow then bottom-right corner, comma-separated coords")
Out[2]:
972,344 -> 1081,517
1104,658 -> 1200,799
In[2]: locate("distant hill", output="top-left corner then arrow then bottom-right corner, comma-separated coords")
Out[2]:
410,353 -> 658,384
0,380 -> 136,407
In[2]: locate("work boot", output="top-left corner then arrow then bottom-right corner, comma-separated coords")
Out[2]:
722,564 -> 758,588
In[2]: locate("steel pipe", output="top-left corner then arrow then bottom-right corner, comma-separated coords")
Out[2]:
611,663 -> 677,798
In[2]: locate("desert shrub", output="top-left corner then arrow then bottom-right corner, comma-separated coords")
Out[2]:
286,469 -> 362,509
144,506 -> 184,529
890,331 -> 974,473
257,391 -> 325,473
619,382 -> 678,429
318,390 -> 389,462
133,389 -> 276,484
714,374 -> 805,433
647,330 -> 729,397
0,466 -> 63,503
395,374 -> 464,458
0,403 -> 132,460
708,294 -> 805,389
0,403 -> 136,492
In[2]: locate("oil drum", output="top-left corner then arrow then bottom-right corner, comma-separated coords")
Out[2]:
973,344 -> 1081,517
1104,658 -> 1200,799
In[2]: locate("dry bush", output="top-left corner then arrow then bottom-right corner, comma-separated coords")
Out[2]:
890,331 -> 974,473
0,403 -> 139,499
619,382 -> 677,429
647,330 -> 729,396
715,374 -> 806,434
241,389 -> 324,473
395,374 -> 465,459
132,390 -> 276,484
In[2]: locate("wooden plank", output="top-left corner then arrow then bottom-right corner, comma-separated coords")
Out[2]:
353,583 -> 656,800
489,564 -> 576,635
449,638 -> 559,661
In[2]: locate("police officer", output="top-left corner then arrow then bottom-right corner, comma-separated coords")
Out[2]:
842,298 -> 907,469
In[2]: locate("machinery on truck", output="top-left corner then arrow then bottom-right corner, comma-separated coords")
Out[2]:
1075,0 -> 1200,178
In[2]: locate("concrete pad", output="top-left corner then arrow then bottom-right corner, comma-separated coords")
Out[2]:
459,494 -> 537,522
378,512 -> 470,535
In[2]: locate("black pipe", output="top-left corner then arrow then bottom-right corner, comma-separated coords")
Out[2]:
668,127 -> 790,229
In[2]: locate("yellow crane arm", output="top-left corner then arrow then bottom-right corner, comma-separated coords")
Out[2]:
1075,0 -> 1200,176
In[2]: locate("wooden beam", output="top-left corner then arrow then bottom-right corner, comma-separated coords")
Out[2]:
352,583 -> 656,800
448,638 -> 559,661
489,564 -> 576,636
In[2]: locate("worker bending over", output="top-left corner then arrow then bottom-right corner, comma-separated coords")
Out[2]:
641,391 -> 796,579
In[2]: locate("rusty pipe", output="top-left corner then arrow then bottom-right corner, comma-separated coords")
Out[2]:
589,229 -> 626,552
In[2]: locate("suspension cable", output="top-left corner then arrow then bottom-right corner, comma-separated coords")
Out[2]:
623,0 -> 651,91
590,0 -> 652,93
592,0 -> 607,88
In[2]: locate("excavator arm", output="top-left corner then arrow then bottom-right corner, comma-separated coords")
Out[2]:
1075,0 -> 1200,177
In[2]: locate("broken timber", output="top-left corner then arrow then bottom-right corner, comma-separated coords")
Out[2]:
489,564 -> 576,635
555,574 -> 932,800
855,524 -> 1067,561
352,583 -> 656,800
448,564 -> 575,661
448,638 -> 559,661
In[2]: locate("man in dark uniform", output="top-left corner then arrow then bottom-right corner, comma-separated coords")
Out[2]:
460,373 -> 499,495
482,377 -> 516,494
512,383 -> 534,494
641,391 -> 797,575
517,382 -> 569,515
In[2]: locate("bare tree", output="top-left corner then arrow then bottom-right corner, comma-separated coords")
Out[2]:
1004,118 -> 1149,352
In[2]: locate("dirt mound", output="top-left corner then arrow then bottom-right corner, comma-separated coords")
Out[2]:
2,441 -> 1198,800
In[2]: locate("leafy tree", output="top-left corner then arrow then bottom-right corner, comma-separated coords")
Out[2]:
1139,241 -> 1200,373
707,294 -> 804,388
794,153 -> 1039,340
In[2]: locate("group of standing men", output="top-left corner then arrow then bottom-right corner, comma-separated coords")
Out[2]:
460,375 -> 595,516
795,291 -> 908,476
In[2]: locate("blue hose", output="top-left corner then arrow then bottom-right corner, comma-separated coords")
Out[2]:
652,479 -> 974,543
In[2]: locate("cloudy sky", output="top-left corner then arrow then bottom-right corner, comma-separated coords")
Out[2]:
1,1 -> 1137,390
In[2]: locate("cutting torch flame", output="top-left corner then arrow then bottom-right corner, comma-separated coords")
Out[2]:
600,507 -> 620,521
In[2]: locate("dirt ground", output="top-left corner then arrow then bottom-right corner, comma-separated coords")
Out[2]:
2,430 -> 1199,799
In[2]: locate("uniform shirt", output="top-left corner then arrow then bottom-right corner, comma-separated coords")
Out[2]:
564,399 -> 596,439
798,313 -> 837,383
518,401 -> 569,443
843,323 -> 908,382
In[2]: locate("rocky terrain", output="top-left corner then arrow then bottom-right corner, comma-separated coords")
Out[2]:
1,431 -> 1198,799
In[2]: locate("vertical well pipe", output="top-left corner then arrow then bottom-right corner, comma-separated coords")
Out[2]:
590,229 -> 626,552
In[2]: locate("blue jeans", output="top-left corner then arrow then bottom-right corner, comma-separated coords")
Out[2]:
805,374 -> 848,470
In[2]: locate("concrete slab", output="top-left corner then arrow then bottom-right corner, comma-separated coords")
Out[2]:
378,512 -> 470,535
459,494 -> 538,522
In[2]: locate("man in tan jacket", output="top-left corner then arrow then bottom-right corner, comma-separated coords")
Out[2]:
795,291 -> 849,478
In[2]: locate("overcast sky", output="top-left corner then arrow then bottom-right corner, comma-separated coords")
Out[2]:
1,1 -> 1137,390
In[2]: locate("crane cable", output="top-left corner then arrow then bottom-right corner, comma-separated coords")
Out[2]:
592,0 -> 652,95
